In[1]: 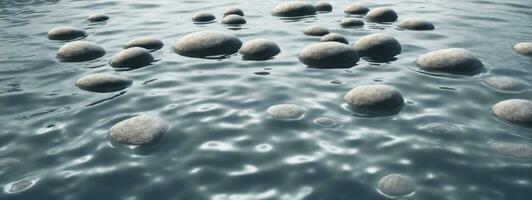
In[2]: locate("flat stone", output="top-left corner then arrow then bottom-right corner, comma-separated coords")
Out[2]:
314,117 -> 338,127
267,104 -> 305,120
416,48 -> 484,75
298,42 -> 359,68
492,99 -> 532,124
377,174 -> 416,197
87,13 -> 109,22
340,18 -> 365,27
490,142 -> 532,159
513,42 -> 532,56
224,8 -> 244,16
124,38 -> 164,51
222,14 -> 246,25
398,18 -> 435,30
174,31 -> 242,58
192,12 -> 215,22
57,41 -> 105,62
354,33 -> 401,59
344,4 -> 369,15
320,33 -> 349,44
47,27 -> 87,40
75,73 -> 132,93
110,47 -> 154,69
484,76 -> 528,91
366,7 -> 398,22
314,2 -> 332,12
109,115 -> 169,145
344,84 -> 404,116
239,39 -> 281,60
272,1 -> 317,17
303,25 -> 330,36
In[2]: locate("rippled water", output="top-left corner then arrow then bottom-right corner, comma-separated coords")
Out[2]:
1,0 -> 531,199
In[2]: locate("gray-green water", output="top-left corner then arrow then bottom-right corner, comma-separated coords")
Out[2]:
1,0 -> 531,199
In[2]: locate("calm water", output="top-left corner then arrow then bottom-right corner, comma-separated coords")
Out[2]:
1,0 -> 532,199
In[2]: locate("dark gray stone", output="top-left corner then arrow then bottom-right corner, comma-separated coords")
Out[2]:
354,33 -> 401,59
222,14 -> 246,25
224,8 -> 244,16
110,47 -> 154,69
398,18 -> 435,30
192,12 -> 215,22
87,13 -> 110,22
320,33 -> 348,44
239,39 -> 280,60
303,25 -> 330,36
314,2 -> 332,12
366,7 -> 398,22
344,4 -> 369,15
47,27 -> 87,40
124,38 -> 164,51
298,42 -> 359,68
340,18 -> 365,27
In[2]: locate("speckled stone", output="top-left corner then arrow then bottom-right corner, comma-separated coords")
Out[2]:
221,14 -> 246,25
320,33 -> 348,44
271,1 -> 316,17
416,48 -> 484,75
239,39 -> 280,60
398,18 -> 435,30
267,104 -> 305,120
192,12 -> 215,22
303,25 -> 330,36
87,13 -> 110,22
110,47 -> 154,69
109,115 -> 169,145
298,42 -> 359,68
57,41 -> 105,62
174,31 -> 242,58
344,84 -> 404,115
224,8 -> 244,16
344,4 -> 369,15
314,2 -> 332,12
47,27 -> 87,40
492,99 -> 532,124
513,42 -> 532,56
354,33 -> 401,58
366,7 -> 398,22
377,174 -> 416,197
124,38 -> 164,51
484,76 -> 528,91
340,18 -> 365,27
75,73 -> 132,93
490,142 -> 532,159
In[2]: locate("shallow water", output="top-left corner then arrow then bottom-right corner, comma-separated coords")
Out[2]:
1,0 -> 532,199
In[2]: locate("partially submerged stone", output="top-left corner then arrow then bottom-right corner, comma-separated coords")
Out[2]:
344,84 -> 404,116
298,42 -> 359,68
314,117 -> 338,127
47,27 -> 87,40
192,12 -> 215,22
340,18 -> 365,27
174,31 -> 242,58
484,76 -> 528,91
124,38 -> 164,51
239,39 -> 280,60
398,18 -> 435,30
344,4 -> 369,15
492,99 -> 532,124
320,33 -> 348,44
513,42 -> 532,56
303,25 -> 330,36
87,13 -> 110,22
314,2 -> 332,12
57,41 -> 105,62
267,104 -> 305,120
110,47 -> 154,69
416,48 -> 484,75
272,1 -> 317,17
222,14 -> 246,25
490,142 -> 532,159
109,115 -> 169,145
366,7 -> 398,22
377,174 -> 416,197
224,8 -> 244,16
354,33 -> 401,59
75,73 -> 132,93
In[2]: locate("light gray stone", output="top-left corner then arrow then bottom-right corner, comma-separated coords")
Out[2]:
110,47 -> 154,69
47,27 -> 87,40
416,48 -> 484,75
267,104 -> 305,120
222,14 -> 246,25
344,84 -> 404,115
492,99 -> 532,124
272,1 -> 316,17
109,115 -> 169,145
377,174 -> 416,197
239,39 -> 280,60
124,38 -> 164,51
490,142 -> 532,159
57,41 -> 105,62
303,25 -> 330,36
174,31 -> 242,58
344,4 -> 369,15
298,42 -> 359,68
75,73 -> 132,93
484,76 -> 528,91
513,42 -> 532,56
354,33 -> 401,58
366,7 -> 398,22
320,33 -> 348,44
398,18 -> 435,30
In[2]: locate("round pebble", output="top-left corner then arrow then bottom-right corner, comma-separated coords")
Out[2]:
47,27 -> 87,40
298,42 -> 359,69
267,104 -> 305,120
174,31 -> 242,58
57,41 -> 105,62
224,8 -> 244,16
492,99 -> 532,124
87,13 -> 109,22
110,47 -> 154,69
314,117 -> 338,127
75,73 -> 132,93
513,42 -> 532,56
416,48 -> 484,75
320,33 -> 348,44
239,39 -> 281,60
303,25 -> 330,36
344,84 -> 404,115
377,174 -> 416,197
490,142 -> 532,159
109,115 -> 169,145
484,76 -> 528,91
314,2 -> 332,12
222,14 -> 246,25
354,33 -> 401,58
192,12 -> 215,22
344,4 -> 369,15
366,7 -> 398,22
271,1 -> 317,17
340,18 -> 365,27
398,18 -> 435,30
124,38 -> 164,51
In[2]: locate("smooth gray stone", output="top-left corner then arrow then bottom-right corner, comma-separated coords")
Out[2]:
314,2 -> 332,12
340,18 -> 365,27
222,14 -> 246,25
224,7 -> 244,16
320,33 -> 348,44
124,38 -> 164,51
192,12 -> 215,22
110,47 -> 154,69
377,174 -> 416,197
354,33 -> 401,58
109,115 -> 169,145
87,13 -> 110,22
57,41 -> 105,62
272,1 -> 317,17
513,42 -> 532,56
416,48 -> 484,75
344,3 -> 369,15
344,84 -> 404,115
484,76 -> 528,91
398,18 -> 435,30
239,39 -> 280,60
47,27 -> 87,40
75,73 -> 132,93
298,42 -> 359,68
267,104 -> 305,120
492,99 -> 532,124
303,25 -> 330,36
314,117 -> 338,127
366,7 -> 398,22
174,31 -> 242,58
490,142 -> 532,159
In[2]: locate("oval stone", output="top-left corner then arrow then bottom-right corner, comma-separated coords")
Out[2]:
192,12 -> 215,22
75,73 -> 132,93
47,27 -> 87,40
484,76 -> 528,91
224,8 -> 244,16
110,47 -> 154,69
366,7 -> 398,22
344,84 -> 404,115
344,4 -> 369,15
57,41 -> 105,62
298,42 -> 359,68
174,31 -> 242,58
272,1 -> 317,17
416,48 -> 484,75
513,42 -> 532,56
377,174 -> 416,197
398,18 -> 435,30
267,104 -> 305,120
320,33 -> 348,44
124,38 -> 164,51
314,2 -> 332,12
490,142 -> 532,159
239,39 -> 281,60
303,25 -> 330,36
222,14 -> 246,25
109,115 -> 169,145
87,13 -> 110,22
354,33 -> 401,58
492,99 -> 532,124
340,18 -> 365,27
